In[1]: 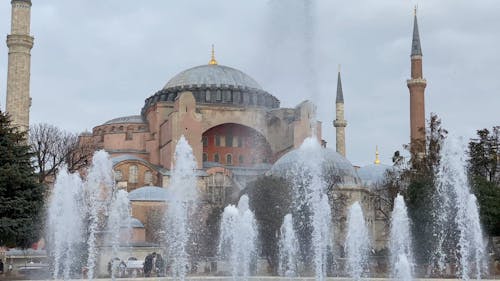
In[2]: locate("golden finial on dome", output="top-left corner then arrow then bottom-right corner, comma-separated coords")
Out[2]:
209,44 -> 218,65
374,145 -> 381,165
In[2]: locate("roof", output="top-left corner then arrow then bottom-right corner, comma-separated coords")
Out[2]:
129,217 -> 145,228
411,14 -> 423,56
111,155 -> 152,167
104,115 -> 145,125
269,141 -> 361,187
164,64 -> 262,90
128,186 -> 170,202
357,164 -> 392,188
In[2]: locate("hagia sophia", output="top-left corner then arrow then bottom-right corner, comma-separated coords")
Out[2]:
3,0 -> 427,259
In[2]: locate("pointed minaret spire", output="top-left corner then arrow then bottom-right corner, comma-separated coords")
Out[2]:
333,65 -> 347,157
407,8 -> 427,155
411,7 -> 423,56
336,65 -> 344,103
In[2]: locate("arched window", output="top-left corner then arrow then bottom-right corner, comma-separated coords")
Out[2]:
238,155 -> 244,164
114,170 -> 123,181
129,165 -> 138,183
203,153 -> 208,162
226,154 -> 232,165
144,170 -> 153,185
214,153 -> 219,163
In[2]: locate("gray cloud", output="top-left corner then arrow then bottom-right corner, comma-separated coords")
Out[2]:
0,0 -> 498,166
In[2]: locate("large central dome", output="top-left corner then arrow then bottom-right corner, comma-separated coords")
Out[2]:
164,64 -> 262,90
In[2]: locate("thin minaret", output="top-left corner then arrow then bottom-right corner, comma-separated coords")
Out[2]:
5,0 -> 34,133
406,7 -> 426,154
333,65 -> 347,157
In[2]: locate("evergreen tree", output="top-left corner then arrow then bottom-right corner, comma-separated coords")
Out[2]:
0,110 -> 45,248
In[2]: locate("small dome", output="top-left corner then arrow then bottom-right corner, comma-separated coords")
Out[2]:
130,217 -> 144,228
269,143 -> 361,187
164,64 -> 262,90
357,164 -> 392,188
104,115 -> 145,125
128,186 -> 170,202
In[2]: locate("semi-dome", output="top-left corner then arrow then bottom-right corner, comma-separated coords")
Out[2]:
357,164 -> 392,188
164,64 -> 262,90
128,186 -> 170,202
268,144 -> 361,187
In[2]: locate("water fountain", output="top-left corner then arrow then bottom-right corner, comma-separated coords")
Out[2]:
390,194 -> 414,281
345,202 -> 370,281
164,135 -> 199,280
218,195 -> 257,280
434,137 -> 487,280
47,168 -> 83,280
105,189 -> 131,280
278,214 -> 299,277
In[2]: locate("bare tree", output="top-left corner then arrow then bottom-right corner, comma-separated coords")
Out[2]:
29,123 -> 95,184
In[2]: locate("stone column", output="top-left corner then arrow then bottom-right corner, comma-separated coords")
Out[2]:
6,0 -> 34,133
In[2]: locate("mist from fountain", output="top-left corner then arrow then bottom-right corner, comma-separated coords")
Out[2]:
434,137 -> 487,280
390,194 -> 413,281
106,189 -> 131,280
278,213 -> 299,277
84,150 -> 115,280
345,202 -> 370,281
290,137 -> 332,281
47,168 -> 83,280
218,195 -> 257,280
164,135 -> 198,281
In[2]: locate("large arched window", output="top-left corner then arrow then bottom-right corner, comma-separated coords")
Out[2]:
203,153 -> 208,162
214,153 -> 220,163
129,165 -> 138,183
226,154 -> 232,165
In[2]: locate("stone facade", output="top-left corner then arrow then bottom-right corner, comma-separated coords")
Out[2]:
5,0 -> 33,133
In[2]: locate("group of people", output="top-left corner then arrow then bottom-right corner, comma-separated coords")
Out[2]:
143,252 -> 166,277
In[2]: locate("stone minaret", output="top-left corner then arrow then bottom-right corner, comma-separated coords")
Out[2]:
333,68 -> 347,157
406,9 -> 426,153
5,0 -> 34,133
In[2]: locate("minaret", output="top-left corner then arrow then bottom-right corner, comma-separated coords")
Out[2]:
406,8 -> 426,154
333,66 -> 347,157
5,0 -> 34,133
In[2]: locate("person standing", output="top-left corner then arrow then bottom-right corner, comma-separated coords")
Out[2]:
0,259 -> 4,274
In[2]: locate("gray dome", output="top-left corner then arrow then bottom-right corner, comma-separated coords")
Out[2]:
357,164 -> 392,188
164,64 -> 262,90
130,217 -> 144,228
128,186 -> 170,202
269,146 -> 361,187
104,115 -> 145,125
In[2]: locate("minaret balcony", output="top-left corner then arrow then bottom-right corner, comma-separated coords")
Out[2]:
406,78 -> 427,86
333,120 -> 347,127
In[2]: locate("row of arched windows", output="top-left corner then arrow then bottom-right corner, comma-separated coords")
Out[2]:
203,153 -> 244,165
114,165 -> 153,185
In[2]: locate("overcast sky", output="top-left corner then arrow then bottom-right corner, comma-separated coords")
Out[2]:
0,1 -> 499,166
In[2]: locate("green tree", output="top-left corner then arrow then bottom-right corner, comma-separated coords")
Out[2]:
468,126 -> 500,235
0,110 -> 45,247
385,113 -> 448,265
